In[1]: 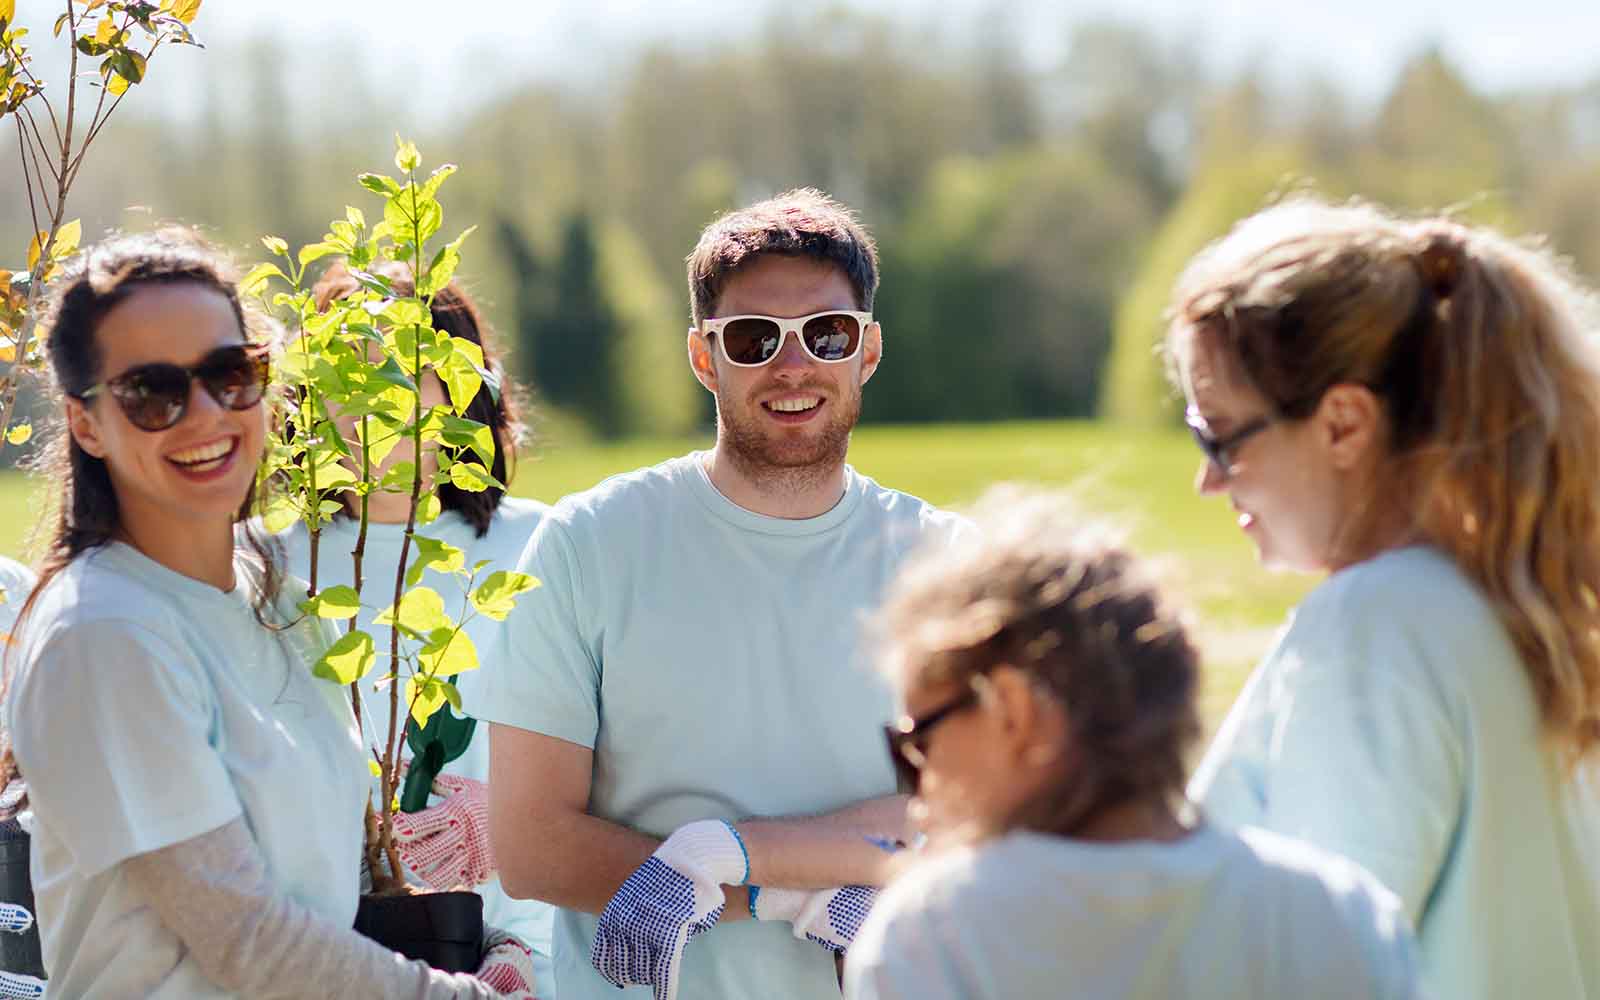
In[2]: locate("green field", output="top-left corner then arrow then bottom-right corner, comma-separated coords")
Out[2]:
0,420 -> 1313,729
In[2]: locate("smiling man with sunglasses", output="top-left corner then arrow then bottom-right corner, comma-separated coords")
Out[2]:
466,189 -> 968,1000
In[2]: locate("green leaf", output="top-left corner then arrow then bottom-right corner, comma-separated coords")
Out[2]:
440,348 -> 483,415
393,135 -> 421,173
470,570 -> 540,621
436,413 -> 495,466
240,262 -> 286,298
298,241 -> 340,270
381,297 -> 427,328
108,48 -> 146,85
5,422 -> 31,446
358,173 -> 401,198
448,461 -> 501,493
405,534 -> 465,588
345,205 -> 366,230
169,0 -> 202,25
302,584 -> 361,620
313,629 -> 375,685
261,495 -> 300,534
416,492 -> 442,525
261,235 -> 289,258
52,219 -> 82,259
373,586 -> 449,636
419,625 -> 478,678
420,163 -> 456,201
405,674 -> 447,728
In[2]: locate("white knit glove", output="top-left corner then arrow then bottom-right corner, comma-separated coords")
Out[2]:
590,820 -> 750,1000
750,884 -> 878,953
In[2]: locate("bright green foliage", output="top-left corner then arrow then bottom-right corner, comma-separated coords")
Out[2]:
243,144 -> 540,879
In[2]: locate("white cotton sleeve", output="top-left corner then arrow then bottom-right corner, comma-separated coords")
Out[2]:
462,517 -> 601,748
121,817 -> 498,999
8,620 -> 243,876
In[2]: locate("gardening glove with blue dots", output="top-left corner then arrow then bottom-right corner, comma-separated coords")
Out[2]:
0,902 -> 44,998
748,884 -> 877,953
590,819 -> 750,1000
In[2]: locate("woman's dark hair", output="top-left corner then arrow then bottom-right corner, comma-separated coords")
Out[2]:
311,262 -> 525,537
877,489 -> 1201,839
1,228 -> 283,810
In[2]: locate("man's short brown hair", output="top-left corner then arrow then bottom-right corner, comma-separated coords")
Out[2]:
686,188 -> 879,325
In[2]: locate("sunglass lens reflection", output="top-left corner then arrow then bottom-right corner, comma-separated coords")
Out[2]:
720,318 -> 784,365
801,313 -> 860,361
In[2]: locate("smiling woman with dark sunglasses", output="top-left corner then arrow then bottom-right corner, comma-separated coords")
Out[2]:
846,491 -> 1423,1000
0,229 -> 531,998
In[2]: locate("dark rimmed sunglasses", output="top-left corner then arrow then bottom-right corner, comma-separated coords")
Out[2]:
884,687 -> 980,795
1185,407 -> 1272,480
75,343 -> 271,432
701,310 -> 870,367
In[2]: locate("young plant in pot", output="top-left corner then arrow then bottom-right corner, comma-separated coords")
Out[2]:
247,138 -> 537,972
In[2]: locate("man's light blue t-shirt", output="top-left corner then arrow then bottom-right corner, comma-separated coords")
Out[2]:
278,498 -> 556,990
1191,546 -> 1600,1000
464,452 -> 966,1000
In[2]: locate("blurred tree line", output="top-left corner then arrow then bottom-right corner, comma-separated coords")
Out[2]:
5,10 -> 1600,437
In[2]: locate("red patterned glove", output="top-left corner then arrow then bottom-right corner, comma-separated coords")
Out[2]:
476,928 -> 539,999
391,773 -> 495,890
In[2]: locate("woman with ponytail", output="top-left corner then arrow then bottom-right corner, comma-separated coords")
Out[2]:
1170,197 -> 1600,999
0,229 -> 534,997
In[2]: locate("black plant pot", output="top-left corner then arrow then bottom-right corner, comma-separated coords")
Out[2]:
354,889 -> 483,974
0,824 -> 44,979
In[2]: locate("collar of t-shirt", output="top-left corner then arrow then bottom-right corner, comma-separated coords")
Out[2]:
686,450 -> 865,537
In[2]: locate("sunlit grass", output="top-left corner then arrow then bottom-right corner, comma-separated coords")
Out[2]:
0,420 -> 1312,731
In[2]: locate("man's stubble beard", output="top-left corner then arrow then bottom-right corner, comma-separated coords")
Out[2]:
715,378 -> 861,497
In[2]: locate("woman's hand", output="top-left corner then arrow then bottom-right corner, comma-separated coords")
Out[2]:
392,774 -> 495,890
476,927 -> 539,999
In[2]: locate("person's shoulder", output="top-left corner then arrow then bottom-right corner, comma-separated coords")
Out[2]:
1230,824 -> 1409,926
849,468 -> 972,540
1301,546 -> 1490,627
495,495 -> 550,525
1287,545 -> 1512,689
545,453 -> 700,529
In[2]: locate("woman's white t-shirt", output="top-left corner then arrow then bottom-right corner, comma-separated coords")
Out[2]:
1191,546 -> 1600,1000
277,497 -> 553,978
3,542 -> 369,997
844,825 -> 1423,1000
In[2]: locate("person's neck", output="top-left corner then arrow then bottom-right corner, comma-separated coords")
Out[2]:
116,508 -> 236,591
351,493 -> 410,525
702,445 -> 848,520
1073,797 -> 1191,844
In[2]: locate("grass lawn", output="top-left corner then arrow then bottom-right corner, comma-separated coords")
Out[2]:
0,419 -> 1313,731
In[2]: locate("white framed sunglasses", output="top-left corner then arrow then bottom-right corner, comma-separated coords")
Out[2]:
701,310 -> 871,367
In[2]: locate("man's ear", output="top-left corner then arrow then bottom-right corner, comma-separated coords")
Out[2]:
1315,383 -> 1384,472
687,328 -> 718,394
859,321 -> 883,387
66,397 -> 108,459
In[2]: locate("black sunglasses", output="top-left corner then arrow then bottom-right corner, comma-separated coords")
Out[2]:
76,343 -> 271,432
884,687 -> 980,795
1185,408 -> 1272,479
